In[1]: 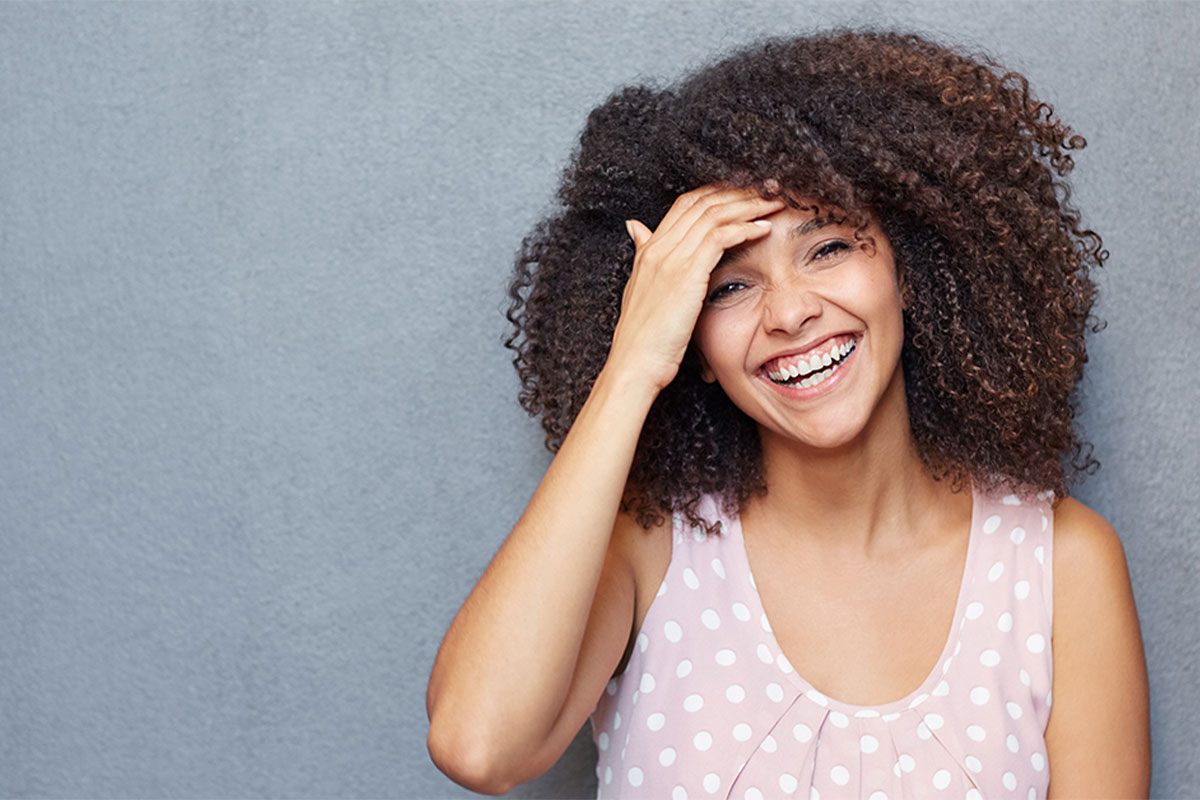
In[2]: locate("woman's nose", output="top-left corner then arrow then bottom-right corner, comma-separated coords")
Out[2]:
761,283 -> 822,335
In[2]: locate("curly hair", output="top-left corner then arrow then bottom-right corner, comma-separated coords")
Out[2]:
505,30 -> 1105,530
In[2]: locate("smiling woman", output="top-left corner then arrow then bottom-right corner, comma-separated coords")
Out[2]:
426,30 -> 1149,798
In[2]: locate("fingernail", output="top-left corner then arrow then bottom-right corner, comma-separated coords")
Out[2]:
754,220 -> 772,228
625,220 -> 635,239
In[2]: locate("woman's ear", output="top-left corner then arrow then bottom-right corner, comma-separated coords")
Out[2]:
898,270 -> 913,311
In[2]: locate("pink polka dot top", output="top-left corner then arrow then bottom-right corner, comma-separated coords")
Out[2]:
591,481 -> 1055,799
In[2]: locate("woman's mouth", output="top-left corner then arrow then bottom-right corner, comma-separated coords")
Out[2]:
762,337 -> 857,391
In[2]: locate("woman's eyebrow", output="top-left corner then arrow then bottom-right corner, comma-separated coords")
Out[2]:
787,216 -> 838,240
714,216 -> 838,272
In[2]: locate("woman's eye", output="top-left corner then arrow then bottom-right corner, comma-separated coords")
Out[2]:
707,282 -> 746,303
812,240 -> 851,260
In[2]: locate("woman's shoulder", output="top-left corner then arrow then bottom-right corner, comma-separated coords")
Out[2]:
1043,494 -> 1151,794
1051,495 -> 1129,591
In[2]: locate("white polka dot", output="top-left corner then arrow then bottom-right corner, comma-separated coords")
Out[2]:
711,558 -> 726,579
965,601 -> 984,620
647,713 -> 665,731
830,711 -> 849,728
830,765 -> 850,786
733,723 -> 752,741
628,766 -> 643,787
970,686 -> 990,705
677,659 -> 693,678
726,684 -> 745,703
659,747 -> 676,766
942,659 -> 953,675
967,724 -> 986,741
868,793 -> 889,800
855,708 -> 881,718
932,769 -> 951,789
980,649 -> 1001,667
1047,690 -> 1053,707
1031,752 -> 1045,771
860,734 -> 879,753
639,673 -> 656,693
965,755 -> 982,773
715,648 -> 737,666
606,679 -> 617,696
779,774 -> 798,792
631,690 -> 639,705
1011,526 -> 1027,544
672,786 -> 687,800
898,754 -> 916,773
917,721 -> 932,740
988,561 -> 1005,582
1019,668 -> 1031,686
683,694 -> 704,712
933,680 -> 950,696
1007,733 -> 1019,753
1026,633 -> 1046,653
968,790 -> 983,800
701,609 -> 721,630
613,712 -> 621,730
997,612 -> 1013,632
1014,580 -> 1030,600
1003,771 -> 1017,790
983,514 -> 1001,534
732,601 -> 751,621
924,712 -> 945,730
907,693 -> 930,708
766,682 -> 784,702
692,527 -> 705,543
777,653 -> 794,673
757,643 -> 773,663
656,581 -> 667,597
598,732 -> 609,750
1002,493 -> 1021,505
1027,789 -> 1036,800
744,789 -> 763,800
792,723 -> 813,742
604,766 -> 612,785
1035,545 -> 1045,564
810,787 -> 820,800
1007,702 -> 1024,719
683,568 -> 700,590
760,613 -> 772,632
805,689 -> 830,707
693,731 -> 712,751
664,620 -> 683,642
762,734 -> 777,753
637,633 -> 648,652
703,773 -> 720,793
882,712 -> 901,722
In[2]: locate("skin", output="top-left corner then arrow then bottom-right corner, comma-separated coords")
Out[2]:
426,186 -> 1150,796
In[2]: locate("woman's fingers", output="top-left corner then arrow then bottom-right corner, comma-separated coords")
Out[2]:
626,219 -> 653,248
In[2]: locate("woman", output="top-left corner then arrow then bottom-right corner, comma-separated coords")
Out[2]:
427,30 -> 1150,798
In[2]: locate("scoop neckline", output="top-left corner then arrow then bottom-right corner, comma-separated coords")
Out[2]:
730,479 -> 980,716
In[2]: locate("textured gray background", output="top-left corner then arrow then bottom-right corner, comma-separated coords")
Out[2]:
0,1 -> 1195,797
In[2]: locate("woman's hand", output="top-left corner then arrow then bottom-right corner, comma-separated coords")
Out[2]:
608,185 -> 786,391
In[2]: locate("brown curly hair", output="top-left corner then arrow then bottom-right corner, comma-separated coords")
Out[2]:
505,30 -> 1105,529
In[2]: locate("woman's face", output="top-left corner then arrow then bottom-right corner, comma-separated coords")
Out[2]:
691,203 -> 907,452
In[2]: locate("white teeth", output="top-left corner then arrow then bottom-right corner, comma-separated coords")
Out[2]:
766,337 -> 857,383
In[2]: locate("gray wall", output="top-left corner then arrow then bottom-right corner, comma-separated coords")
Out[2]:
0,1 -> 1195,797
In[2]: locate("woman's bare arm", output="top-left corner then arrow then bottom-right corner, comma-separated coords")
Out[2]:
425,187 -> 785,793
1045,497 -> 1151,798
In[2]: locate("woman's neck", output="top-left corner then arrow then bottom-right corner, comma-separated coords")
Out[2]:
748,376 -> 966,557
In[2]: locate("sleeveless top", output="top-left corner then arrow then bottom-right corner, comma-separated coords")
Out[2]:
591,481 -> 1055,799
